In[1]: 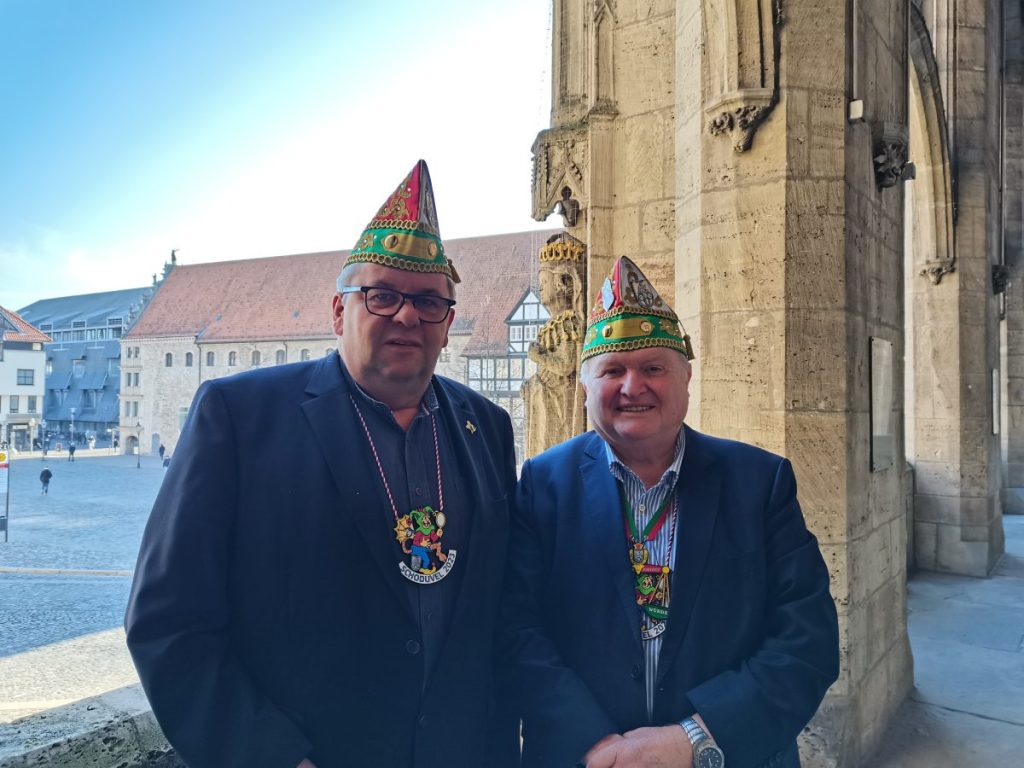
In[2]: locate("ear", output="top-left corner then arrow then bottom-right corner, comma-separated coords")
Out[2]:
442,308 -> 455,347
331,293 -> 345,336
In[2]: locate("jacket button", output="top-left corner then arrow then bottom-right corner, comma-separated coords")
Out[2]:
630,664 -> 642,680
406,639 -> 421,655
418,714 -> 428,728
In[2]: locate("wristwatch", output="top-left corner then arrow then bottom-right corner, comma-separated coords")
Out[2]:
679,717 -> 725,768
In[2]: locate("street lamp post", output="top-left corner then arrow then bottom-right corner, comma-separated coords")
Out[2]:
40,419 -> 47,459
136,420 -> 142,469
70,407 -> 76,444
29,418 -> 36,454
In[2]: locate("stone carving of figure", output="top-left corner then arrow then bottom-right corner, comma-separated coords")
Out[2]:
523,233 -> 587,458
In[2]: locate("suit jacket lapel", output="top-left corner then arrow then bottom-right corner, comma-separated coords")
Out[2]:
657,426 -> 721,686
300,355 -> 415,622
580,434 -> 644,655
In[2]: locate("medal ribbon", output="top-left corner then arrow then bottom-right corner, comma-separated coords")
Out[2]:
620,484 -> 678,631
619,486 -> 674,543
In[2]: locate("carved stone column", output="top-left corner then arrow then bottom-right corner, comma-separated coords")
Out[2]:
522,234 -> 588,458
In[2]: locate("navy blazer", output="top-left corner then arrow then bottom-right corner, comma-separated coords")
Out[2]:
126,353 -> 518,768
500,426 -> 839,768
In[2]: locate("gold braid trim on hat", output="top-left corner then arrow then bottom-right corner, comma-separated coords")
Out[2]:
364,218 -> 430,233
539,240 -> 586,263
344,252 -> 452,275
590,304 -> 680,323
580,336 -> 692,361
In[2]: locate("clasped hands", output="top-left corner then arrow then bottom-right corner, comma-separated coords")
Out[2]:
581,724 -> 693,768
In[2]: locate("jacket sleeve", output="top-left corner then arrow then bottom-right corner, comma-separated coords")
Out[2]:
124,381 -> 311,768
686,458 -> 840,768
498,459 -> 619,765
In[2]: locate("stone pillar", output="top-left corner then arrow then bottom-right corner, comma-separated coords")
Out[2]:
1002,0 -> 1024,513
523,235 -> 587,458
676,0 -> 912,765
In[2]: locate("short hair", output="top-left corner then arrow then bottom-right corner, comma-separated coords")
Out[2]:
579,348 -> 691,384
336,262 -> 456,300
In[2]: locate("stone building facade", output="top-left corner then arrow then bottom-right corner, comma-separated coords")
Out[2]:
530,1 -> 1021,766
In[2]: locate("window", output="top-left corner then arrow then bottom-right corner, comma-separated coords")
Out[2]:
125,373 -> 131,388
46,360 -> 53,376
252,350 -> 261,366
27,395 -> 37,413
132,401 -> 139,417
300,349 -> 311,361
17,369 -> 34,385
108,360 -> 120,376
207,351 -> 215,366
439,349 -> 450,363
524,325 -> 539,342
510,326 -> 523,342
72,360 -> 85,378
9,395 -> 19,413
178,406 -> 189,431
276,350 -> 286,365
229,351 -> 238,366
134,347 -> 140,358
125,402 -> 131,417
185,352 -> 193,367
72,321 -> 86,329
165,353 -> 173,367
127,347 -> 132,359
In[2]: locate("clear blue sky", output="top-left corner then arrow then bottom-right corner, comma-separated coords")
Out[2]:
0,0 -> 554,311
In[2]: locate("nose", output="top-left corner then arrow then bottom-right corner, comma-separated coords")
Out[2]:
619,368 -> 646,397
392,297 -> 421,326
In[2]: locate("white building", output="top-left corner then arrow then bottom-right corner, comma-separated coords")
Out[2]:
0,306 -> 51,451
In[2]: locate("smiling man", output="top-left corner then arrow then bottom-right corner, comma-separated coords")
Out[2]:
126,161 -> 518,768
500,256 -> 840,768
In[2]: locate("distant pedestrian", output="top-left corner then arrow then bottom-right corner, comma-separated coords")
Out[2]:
158,444 -> 166,461
40,467 -> 52,494
68,443 -> 76,462
113,437 -> 120,452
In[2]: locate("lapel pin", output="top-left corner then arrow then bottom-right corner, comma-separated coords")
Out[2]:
465,420 -> 477,434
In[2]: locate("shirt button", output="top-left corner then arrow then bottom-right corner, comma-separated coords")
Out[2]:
630,664 -> 642,680
405,639 -> 421,655
639,504 -> 646,513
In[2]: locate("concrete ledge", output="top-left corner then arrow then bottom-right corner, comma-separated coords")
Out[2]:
0,685 -> 179,768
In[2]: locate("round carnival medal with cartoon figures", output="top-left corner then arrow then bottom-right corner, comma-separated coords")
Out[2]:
394,505 -> 457,584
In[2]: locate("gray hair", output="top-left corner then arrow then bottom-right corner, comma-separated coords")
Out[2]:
336,262 -> 456,300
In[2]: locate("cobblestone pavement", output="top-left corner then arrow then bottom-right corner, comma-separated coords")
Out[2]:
0,452 -> 165,656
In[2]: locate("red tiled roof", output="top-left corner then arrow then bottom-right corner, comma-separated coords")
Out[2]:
125,230 -> 562,349
126,251 -> 346,342
0,305 -> 52,343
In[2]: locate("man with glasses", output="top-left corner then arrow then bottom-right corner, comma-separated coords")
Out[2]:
126,161 -> 518,768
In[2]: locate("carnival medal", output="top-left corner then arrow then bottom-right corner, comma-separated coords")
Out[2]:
352,395 -> 456,585
622,488 -> 678,640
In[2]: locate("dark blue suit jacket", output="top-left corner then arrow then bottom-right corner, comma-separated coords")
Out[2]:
126,354 -> 518,768
500,427 -> 839,768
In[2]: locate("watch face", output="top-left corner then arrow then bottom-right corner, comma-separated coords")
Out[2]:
696,744 -> 724,768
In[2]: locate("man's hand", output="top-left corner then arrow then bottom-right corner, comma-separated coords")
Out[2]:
583,725 -> 692,768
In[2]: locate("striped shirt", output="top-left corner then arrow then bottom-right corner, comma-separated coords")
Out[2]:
605,429 -> 686,720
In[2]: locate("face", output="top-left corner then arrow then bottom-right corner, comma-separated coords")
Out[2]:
581,347 -> 691,459
332,263 -> 454,406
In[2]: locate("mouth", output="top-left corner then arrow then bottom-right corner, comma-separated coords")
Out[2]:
617,405 -> 654,413
385,338 -> 422,348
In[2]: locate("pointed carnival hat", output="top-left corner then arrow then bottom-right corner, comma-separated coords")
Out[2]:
581,255 -> 694,362
343,159 -> 460,282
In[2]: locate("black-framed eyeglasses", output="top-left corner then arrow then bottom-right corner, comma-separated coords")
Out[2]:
340,286 -> 456,324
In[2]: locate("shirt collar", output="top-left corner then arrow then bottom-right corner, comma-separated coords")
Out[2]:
338,355 -> 439,420
604,428 -> 686,490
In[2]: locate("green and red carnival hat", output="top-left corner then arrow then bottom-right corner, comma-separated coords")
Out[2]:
344,159 -> 460,283
581,255 -> 694,362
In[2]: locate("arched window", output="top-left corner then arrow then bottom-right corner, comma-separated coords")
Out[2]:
251,350 -> 261,366
276,350 -> 286,365
185,352 -> 193,367
206,351 -> 215,366
229,351 -> 238,366
300,349 -> 311,361
165,353 -> 173,367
